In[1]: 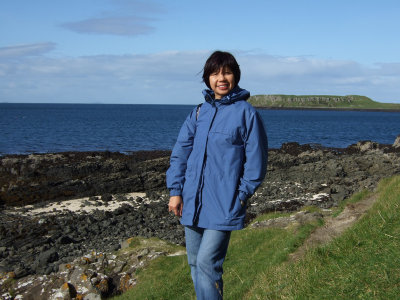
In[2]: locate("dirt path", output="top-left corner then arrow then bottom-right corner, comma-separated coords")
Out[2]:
289,193 -> 378,262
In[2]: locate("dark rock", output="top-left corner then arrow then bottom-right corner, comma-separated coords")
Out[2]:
281,142 -> 312,156
14,264 -> 30,279
112,244 -> 121,251
59,282 -> 78,299
0,143 -> 399,284
115,194 -> 127,201
0,150 -> 171,206
57,235 -> 75,245
37,249 -> 59,266
101,193 -> 113,202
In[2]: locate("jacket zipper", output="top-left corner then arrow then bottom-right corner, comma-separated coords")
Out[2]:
193,103 -> 218,224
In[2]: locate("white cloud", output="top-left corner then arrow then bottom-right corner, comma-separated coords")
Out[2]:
61,16 -> 155,36
0,50 -> 399,103
236,52 -> 400,102
60,0 -> 163,36
0,43 -> 56,58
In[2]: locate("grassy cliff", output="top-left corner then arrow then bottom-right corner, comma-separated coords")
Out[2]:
248,94 -> 400,110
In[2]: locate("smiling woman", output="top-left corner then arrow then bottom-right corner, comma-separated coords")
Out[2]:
166,51 -> 268,299
201,51 -> 241,100
208,67 -> 235,99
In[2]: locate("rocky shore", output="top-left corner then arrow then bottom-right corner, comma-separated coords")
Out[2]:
1,139 -> 400,299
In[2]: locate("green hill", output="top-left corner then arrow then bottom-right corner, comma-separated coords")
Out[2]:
248,94 -> 400,110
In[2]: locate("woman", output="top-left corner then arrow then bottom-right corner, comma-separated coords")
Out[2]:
166,51 -> 268,299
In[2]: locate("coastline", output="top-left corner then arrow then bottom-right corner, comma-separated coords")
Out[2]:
254,106 -> 400,112
1,140 -> 400,298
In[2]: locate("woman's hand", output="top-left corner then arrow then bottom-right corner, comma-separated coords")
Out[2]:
169,196 -> 183,217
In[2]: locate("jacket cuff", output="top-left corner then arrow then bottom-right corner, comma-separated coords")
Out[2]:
238,191 -> 249,202
169,188 -> 182,197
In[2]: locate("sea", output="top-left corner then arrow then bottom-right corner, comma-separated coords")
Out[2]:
1,103 -> 399,156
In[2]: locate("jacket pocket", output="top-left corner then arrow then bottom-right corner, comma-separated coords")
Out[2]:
226,192 -> 246,220
209,130 -> 244,147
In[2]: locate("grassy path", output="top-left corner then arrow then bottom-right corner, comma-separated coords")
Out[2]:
289,190 -> 376,262
114,175 -> 400,299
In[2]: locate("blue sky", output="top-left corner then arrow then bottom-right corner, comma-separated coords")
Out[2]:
1,0 -> 400,104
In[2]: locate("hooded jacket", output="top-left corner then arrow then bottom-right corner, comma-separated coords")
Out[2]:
166,86 -> 268,230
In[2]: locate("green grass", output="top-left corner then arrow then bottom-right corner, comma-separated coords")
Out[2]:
248,175 -> 400,299
1,278 -> 16,298
248,94 -> 400,110
113,175 -> 400,299
250,210 -> 293,222
331,189 -> 371,217
115,255 -> 194,300
113,212 -> 320,300
223,222 -> 319,299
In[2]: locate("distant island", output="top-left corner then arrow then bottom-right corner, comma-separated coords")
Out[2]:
248,95 -> 400,111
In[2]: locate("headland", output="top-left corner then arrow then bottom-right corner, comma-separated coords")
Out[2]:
248,94 -> 400,111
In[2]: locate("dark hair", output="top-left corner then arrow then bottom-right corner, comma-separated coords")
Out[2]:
202,51 -> 241,89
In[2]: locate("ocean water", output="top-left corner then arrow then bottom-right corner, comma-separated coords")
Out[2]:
1,103 -> 399,155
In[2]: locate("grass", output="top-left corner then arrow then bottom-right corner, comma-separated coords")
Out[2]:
113,175 -> 400,299
331,188 -> 371,217
248,94 -> 400,110
1,278 -> 16,298
113,213 -> 320,300
115,255 -> 194,300
248,175 -> 400,299
222,222 -> 319,299
123,236 -> 184,253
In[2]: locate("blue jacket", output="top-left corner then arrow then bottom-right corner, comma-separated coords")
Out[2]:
166,86 -> 268,230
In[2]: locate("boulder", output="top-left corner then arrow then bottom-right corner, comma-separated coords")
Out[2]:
36,249 -> 58,268
355,141 -> 379,152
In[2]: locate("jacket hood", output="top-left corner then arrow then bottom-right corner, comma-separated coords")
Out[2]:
202,86 -> 250,105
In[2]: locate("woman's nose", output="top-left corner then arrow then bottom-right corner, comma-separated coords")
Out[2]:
216,72 -> 225,80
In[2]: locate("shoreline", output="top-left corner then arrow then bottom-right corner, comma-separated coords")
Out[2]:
1,139 -> 400,298
0,140 -> 392,159
1,141 -> 399,207
0,149 -> 172,159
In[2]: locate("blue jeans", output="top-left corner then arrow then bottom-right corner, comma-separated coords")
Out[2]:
185,226 -> 231,300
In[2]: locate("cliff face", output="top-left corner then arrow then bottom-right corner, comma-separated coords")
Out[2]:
251,95 -> 356,104
247,94 -> 400,109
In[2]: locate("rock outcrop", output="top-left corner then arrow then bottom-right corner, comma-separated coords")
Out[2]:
1,140 -> 400,298
1,237 -> 183,299
0,150 -> 170,206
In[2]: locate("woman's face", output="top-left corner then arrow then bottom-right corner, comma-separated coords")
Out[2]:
209,67 -> 235,99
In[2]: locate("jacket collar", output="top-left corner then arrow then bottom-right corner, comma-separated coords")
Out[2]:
202,86 -> 250,106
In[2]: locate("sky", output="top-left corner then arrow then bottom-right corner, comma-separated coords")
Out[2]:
1,0 -> 400,104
